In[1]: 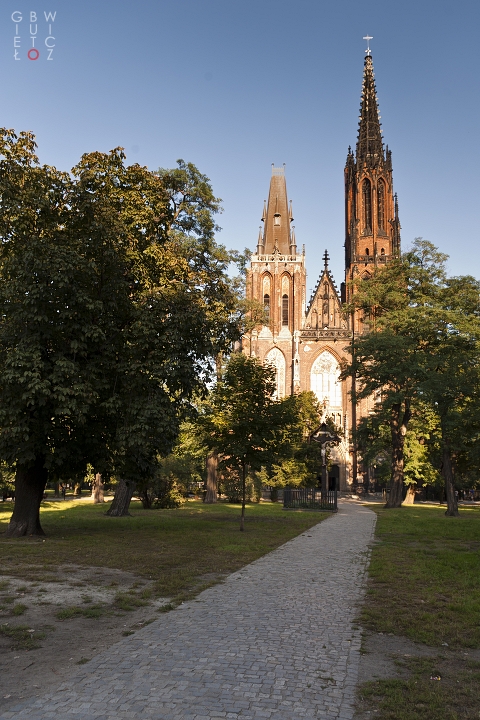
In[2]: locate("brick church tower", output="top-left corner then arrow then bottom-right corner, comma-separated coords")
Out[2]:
245,165 -> 307,399
344,53 -> 401,330
244,50 -> 400,491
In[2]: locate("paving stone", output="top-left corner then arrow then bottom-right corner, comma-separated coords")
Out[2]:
1,501 -> 375,720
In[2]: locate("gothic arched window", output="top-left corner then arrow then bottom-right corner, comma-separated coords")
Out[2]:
363,179 -> 372,233
310,351 -> 342,410
282,294 -> 289,326
265,347 -> 286,399
377,179 -> 385,231
263,294 -> 270,321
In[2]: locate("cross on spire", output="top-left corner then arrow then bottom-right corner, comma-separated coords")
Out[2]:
363,35 -> 373,55
323,249 -> 330,269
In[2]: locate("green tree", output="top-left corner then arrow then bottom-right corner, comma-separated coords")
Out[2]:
200,354 -> 298,530
357,402 -> 440,503
0,130 -> 118,535
79,153 -> 240,517
417,274 -> 480,515
255,391 -> 326,499
347,261 -> 431,505
344,239 -> 480,513
0,132 -> 240,534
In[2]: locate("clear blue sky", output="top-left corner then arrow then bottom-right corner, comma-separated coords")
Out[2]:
1,0 -> 479,294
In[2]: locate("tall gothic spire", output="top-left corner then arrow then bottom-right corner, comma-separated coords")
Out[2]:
356,55 -> 384,165
262,166 -> 292,255
345,49 -> 401,311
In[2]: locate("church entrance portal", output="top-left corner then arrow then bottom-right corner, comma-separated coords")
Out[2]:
329,464 -> 340,491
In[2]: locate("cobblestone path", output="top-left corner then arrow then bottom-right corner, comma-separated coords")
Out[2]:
2,501 -> 376,720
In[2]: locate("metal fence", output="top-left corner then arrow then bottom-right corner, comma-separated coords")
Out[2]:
283,488 -> 337,512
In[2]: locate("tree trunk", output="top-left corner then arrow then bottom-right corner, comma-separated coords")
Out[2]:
73,482 -> 82,497
140,489 -> 152,509
53,479 -> 60,498
6,456 -> 48,537
363,464 -> 370,496
91,473 -> 104,504
442,445 -> 459,517
240,461 -> 246,532
351,324 -> 358,494
204,453 -> 218,504
270,487 -> 279,503
402,483 -> 416,505
385,400 -> 411,508
106,478 -> 135,517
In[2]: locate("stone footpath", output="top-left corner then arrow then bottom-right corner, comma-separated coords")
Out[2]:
2,501 -> 376,720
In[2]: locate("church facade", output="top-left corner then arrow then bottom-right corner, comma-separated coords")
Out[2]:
243,53 -> 401,491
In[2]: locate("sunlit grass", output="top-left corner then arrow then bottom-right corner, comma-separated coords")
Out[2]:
361,505 -> 480,648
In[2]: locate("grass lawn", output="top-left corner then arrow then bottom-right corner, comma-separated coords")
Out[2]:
0,498 -> 329,602
361,505 -> 480,648
358,505 -> 480,719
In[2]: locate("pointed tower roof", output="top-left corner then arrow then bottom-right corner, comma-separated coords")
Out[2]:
306,249 -> 341,316
263,166 -> 292,255
356,55 -> 384,165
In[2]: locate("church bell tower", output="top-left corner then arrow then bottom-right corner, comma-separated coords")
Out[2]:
245,165 -> 307,398
344,52 -> 401,329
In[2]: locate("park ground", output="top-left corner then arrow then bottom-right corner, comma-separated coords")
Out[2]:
0,498 -> 479,719
0,497 -> 327,711
355,504 -> 480,720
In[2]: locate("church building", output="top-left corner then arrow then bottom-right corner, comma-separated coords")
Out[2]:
243,51 -> 401,491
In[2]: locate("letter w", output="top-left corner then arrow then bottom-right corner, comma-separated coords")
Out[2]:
44,11 -> 57,22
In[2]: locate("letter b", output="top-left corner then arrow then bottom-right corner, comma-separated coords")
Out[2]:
30,11 -> 37,22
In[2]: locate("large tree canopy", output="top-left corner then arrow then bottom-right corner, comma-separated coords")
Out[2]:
0,130 -> 239,535
344,239 -> 480,513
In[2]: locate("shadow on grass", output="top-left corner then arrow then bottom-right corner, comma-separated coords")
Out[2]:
0,500 -> 330,602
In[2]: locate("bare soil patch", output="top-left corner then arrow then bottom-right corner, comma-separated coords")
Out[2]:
355,632 -> 480,719
0,499 -> 329,713
0,564 -> 172,714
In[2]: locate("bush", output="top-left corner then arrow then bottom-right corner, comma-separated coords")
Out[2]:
219,466 -> 260,503
154,474 -> 185,509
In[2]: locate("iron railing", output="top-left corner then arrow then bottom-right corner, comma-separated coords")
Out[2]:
283,488 -> 337,512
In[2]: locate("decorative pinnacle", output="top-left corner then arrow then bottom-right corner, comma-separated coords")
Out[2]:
363,35 -> 373,55
356,52 -> 384,164
323,249 -> 330,269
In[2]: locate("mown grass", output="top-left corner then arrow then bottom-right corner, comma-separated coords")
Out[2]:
361,505 -> 480,648
359,655 -> 480,720
357,505 -> 480,719
0,499 -> 329,600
